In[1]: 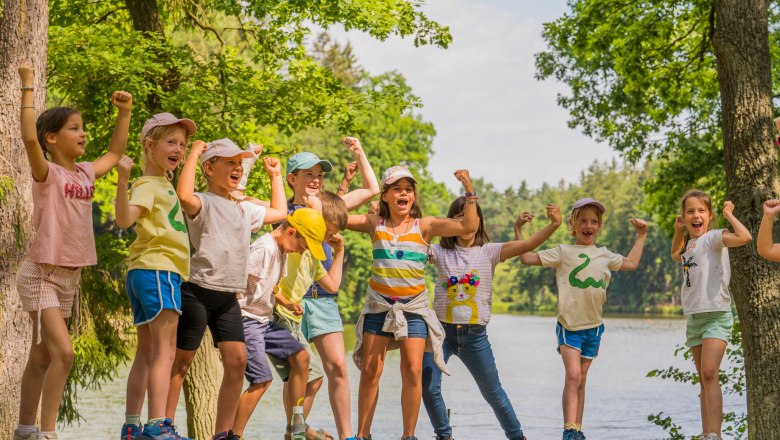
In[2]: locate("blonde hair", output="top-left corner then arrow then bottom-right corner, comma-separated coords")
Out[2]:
141,123 -> 190,166
568,205 -> 603,237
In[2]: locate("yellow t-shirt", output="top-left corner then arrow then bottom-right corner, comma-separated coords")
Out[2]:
127,176 -> 190,279
538,244 -> 624,331
275,250 -> 327,322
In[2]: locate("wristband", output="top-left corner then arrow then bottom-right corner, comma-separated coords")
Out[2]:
20,86 -> 34,91
465,191 -> 477,197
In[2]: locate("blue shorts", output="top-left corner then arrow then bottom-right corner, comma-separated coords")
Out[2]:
363,311 -> 428,339
125,269 -> 182,326
301,297 -> 344,341
243,317 -> 305,384
556,321 -> 605,359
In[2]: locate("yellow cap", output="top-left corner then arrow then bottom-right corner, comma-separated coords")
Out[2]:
287,208 -> 327,260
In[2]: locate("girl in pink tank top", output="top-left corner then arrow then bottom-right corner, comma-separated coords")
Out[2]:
13,61 -> 132,440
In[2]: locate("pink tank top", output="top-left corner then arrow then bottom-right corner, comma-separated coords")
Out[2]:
26,162 -> 97,267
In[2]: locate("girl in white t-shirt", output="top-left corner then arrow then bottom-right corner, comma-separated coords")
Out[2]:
421,197 -> 562,440
519,198 -> 647,440
671,190 -> 751,440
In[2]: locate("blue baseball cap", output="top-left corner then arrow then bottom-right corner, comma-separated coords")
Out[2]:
286,152 -> 333,175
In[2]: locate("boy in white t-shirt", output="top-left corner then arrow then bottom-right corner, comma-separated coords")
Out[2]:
167,139 -> 289,440
518,198 -> 647,440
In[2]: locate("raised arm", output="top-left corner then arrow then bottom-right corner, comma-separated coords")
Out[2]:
757,199 -> 780,261
423,170 -> 479,240
340,137 -> 380,210
91,91 -> 133,178
670,216 -> 686,262
500,205 -> 563,261
177,140 -> 206,217
337,161 -> 357,197
514,214 -> 543,266
261,156 -> 289,224
722,200 -> 753,247
619,219 -> 648,271
114,156 -> 146,229
314,234 -> 345,292
347,213 -> 379,235
18,61 -> 49,182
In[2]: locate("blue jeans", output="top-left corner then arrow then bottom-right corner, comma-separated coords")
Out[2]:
421,322 -> 523,439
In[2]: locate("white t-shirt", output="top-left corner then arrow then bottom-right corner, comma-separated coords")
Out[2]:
538,244 -> 624,331
679,229 -> 731,315
186,192 -> 265,292
239,233 -> 287,323
430,243 -> 503,325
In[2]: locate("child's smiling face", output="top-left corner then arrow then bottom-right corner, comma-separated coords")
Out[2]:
683,196 -> 712,238
382,178 -> 416,216
47,113 -> 86,158
571,206 -> 601,245
146,127 -> 187,172
205,154 -> 244,192
288,164 -> 324,198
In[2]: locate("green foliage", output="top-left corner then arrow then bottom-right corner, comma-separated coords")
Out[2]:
474,161 -> 679,313
646,319 -> 747,439
0,175 -> 14,205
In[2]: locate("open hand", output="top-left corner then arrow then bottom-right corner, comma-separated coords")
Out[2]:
18,60 -> 34,84
111,91 -> 133,112
629,218 -> 648,234
117,155 -> 134,180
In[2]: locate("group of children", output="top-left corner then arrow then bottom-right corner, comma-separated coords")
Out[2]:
12,60 -> 774,440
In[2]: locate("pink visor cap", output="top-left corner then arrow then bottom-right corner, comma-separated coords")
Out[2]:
572,197 -> 606,214
200,138 -> 255,164
140,113 -> 197,144
381,165 -> 417,187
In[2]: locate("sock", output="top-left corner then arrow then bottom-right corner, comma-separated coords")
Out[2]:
15,424 -> 37,436
146,417 -> 167,426
575,423 -> 583,432
125,414 -> 141,426
563,422 -> 578,431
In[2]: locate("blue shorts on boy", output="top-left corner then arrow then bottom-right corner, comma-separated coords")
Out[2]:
556,321 -> 605,359
125,269 -> 182,326
243,317 -> 305,384
301,297 -> 344,341
686,310 -> 733,347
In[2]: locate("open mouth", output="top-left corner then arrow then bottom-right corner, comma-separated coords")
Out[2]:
167,155 -> 180,166
397,199 -> 409,209
691,221 -> 703,232
229,171 -> 241,184
582,230 -> 593,238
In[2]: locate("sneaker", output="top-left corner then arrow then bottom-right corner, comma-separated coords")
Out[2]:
705,434 -> 722,440
436,437 -> 454,440
142,419 -> 191,440
37,434 -> 57,440
401,437 -> 418,440
121,423 -> 142,440
13,429 -> 38,440
577,431 -> 587,440
212,431 -> 240,440
563,429 -> 579,440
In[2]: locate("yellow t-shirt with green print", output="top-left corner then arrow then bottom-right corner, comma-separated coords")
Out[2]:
127,176 -> 190,280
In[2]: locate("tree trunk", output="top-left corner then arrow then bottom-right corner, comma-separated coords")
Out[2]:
712,0 -> 780,436
125,0 -> 165,35
182,331 -> 223,439
0,0 -> 49,434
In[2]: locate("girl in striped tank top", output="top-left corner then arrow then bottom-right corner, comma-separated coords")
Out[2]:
347,166 -> 479,440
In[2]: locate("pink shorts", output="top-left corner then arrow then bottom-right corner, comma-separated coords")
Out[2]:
16,261 -> 82,317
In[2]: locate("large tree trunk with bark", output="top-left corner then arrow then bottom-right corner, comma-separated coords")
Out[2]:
712,0 -> 780,436
0,0 -> 49,434
182,332 -> 223,439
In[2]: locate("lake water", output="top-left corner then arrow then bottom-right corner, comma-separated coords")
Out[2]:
60,314 -> 746,439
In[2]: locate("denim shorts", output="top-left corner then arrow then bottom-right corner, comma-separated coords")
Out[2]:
686,310 -> 733,347
556,321 -> 605,359
125,269 -> 182,326
363,311 -> 429,339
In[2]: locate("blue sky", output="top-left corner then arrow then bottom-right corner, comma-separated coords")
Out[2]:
326,0 -> 619,191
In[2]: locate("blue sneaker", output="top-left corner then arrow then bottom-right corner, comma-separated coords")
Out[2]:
577,431 -> 587,440
141,419 -> 191,440
563,429 -> 579,440
121,423 -> 141,440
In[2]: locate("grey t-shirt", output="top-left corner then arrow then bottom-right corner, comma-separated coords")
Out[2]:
187,192 -> 265,292
680,228 -> 731,315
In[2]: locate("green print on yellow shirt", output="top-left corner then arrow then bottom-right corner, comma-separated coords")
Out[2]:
168,190 -> 187,232
568,253 -> 606,289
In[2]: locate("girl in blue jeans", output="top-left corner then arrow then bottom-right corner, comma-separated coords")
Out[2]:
422,197 -> 563,440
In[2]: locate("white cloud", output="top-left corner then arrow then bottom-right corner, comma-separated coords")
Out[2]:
327,0 -> 618,191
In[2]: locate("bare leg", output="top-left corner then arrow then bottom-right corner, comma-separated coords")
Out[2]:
313,332 -> 352,439
146,310 -> 179,419
233,381 -> 271,437
398,337 -> 426,437
125,324 -> 152,418
357,334 -> 389,437
214,341 -> 247,434
286,349 -> 311,424
694,339 -> 727,435
166,349 -> 197,421
18,312 -> 53,426
575,357 -> 593,424
560,345 -> 583,426
38,308 -> 75,432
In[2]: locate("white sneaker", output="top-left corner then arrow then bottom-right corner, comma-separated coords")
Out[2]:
705,434 -> 722,440
37,433 -> 57,440
13,428 -> 38,440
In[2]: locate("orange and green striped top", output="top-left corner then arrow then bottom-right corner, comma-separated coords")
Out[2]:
368,218 -> 429,298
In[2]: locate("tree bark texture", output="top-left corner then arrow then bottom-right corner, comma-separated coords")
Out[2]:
712,0 -> 780,436
0,0 -> 49,434
124,0 -> 165,35
0,0 -> 48,434
183,331 -> 223,440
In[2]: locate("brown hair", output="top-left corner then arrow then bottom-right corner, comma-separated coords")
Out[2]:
319,190 -> 348,231
568,205 -> 603,237
36,107 -> 81,157
440,196 -> 490,249
378,177 -> 422,220
679,189 -> 715,253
